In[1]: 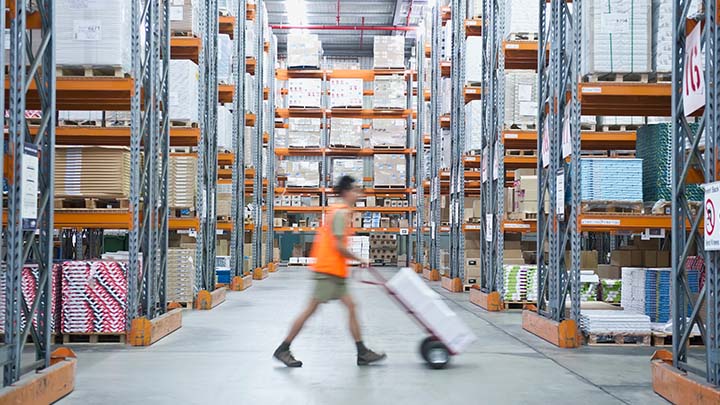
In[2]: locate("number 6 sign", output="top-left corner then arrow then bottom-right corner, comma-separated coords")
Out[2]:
684,23 -> 705,116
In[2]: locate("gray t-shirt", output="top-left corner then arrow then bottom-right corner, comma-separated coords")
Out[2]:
332,208 -> 349,238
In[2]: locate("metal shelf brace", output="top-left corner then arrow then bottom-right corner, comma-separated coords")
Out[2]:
450,0 -> 467,280
429,4 -> 442,273
231,0 -> 248,278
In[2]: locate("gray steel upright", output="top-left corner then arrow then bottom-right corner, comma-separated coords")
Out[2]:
266,34 -> 277,263
535,0 -> 581,322
415,33 -> 426,265
253,5 -> 266,269
231,0 -> 248,278
429,4 -> 442,273
3,0 -> 55,385
670,0 -> 719,386
449,0 -> 467,281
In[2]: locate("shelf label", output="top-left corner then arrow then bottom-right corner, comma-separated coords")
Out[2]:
504,222 -> 530,229
485,214 -> 493,241
556,169 -> 565,221
467,20 -> 480,26
541,117 -> 550,168
505,43 -> 520,49
73,20 -> 102,41
466,88 -> 478,94
399,228 -> 409,235
481,148 -> 488,182
684,23 -> 705,116
562,108 -> 572,158
581,87 -> 602,94
493,143 -> 500,180
505,133 -> 519,139
21,144 -> 39,230
703,181 -> 720,250
580,218 -> 621,226
465,224 -> 481,230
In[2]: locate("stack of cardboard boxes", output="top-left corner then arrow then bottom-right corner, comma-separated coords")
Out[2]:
370,235 -> 398,266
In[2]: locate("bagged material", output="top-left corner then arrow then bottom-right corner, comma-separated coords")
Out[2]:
330,118 -> 363,147
55,146 -> 131,198
169,155 -> 197,209
600,279 -> 622,303
218,34 -> 234,84
373,154 -> 406,187
374,75 -> 406,109
370,119 -> 406,148
504,71 -> 537,128
582,0 -> 652,75
504,0 -> 540,38
57,0 -> 132,72
465,37 -> 483,84
170,0 -> 201,36
287,32 -> 322,69
330,79 -> 363,108
288,118 -> 321,147
465,100 -> 483,151
288,79 -> 322,108
169,60 -> 200,122
373,36 -> 405,69
580,158 -> 643,202
332,159 -> 364,184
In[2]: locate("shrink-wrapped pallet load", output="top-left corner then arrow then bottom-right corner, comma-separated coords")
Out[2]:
465,37 -> 483,84
373,36 -> 405,69
216,182 -> 232,218
374,75 -> 406,109
330,118 -> 363,147
56,0 -> 132,73
288,79 -> 322,108
167,249 -> 196,304
217,105 -> 233,151
580,158 -> 643,202
288,118 -> 321,147
285,161 -> 321,187
55,147 -> 131,198
169,155 -> 197,209
287,32 -> 322,69
465,100 -> 483,152
218,34 -> 234,84
504,71 -> 537,128
332,159 -> 365,184
370,119 -> 406,148
504,0 -> 540,39
373,155 -> 406,187
169,60 -> 200,122
330,79 -> 364,108
170,0 -> 201,36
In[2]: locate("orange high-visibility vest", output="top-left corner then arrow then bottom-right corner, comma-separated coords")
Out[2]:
310,204 -> 353,278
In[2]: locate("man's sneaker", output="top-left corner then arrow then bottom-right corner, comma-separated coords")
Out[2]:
357,349 -> 387,366
274,348 -> 303,367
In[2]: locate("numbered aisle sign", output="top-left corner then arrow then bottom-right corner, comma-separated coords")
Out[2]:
542,116 -> 550,168
703,181 -> 720,250
684,23 -> 705,116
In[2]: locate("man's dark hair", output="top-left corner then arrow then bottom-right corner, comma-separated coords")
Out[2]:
334,175 -> 356,195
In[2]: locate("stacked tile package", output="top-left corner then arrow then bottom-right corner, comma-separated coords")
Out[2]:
0,265 -> 60,334
56,0 -> 132,72
621,267 -> 701,322
652,0 -> 672,73
370,119 -> 406,148
287,32 -> 323,69
373,155 -> 407,187
61,261 -> 129,334
373,36 -> 405,69
169,155 -> 197,209
169,0 -> 201,36
441,78 -> 452,115
580,158 -> 643,202
167,249 -> 196,304
330,79 -> 364,108
288,118 -> 321,147
502,264 -> 538,302
465,100 -> 483,151
504,71 -> 537,127
504,0 -> 540,38
218,0 -> 238,16
332,159 -> 364,184
55,147 -> 131,198
169,60 -> 200,122
216,105 -> 233,151
274,127 -> 288,148
470,0 -> 483,17
217,34 -> 234,84
329,118 -> 363,147
465,37 -> 483,84
582,0 -> 652,75
373,75 -> 406,109
441,129 -> 452,169
636,123 -> 704,202
288,79 -> 322,108
579,311 -> 651,334
285,161 -> 321,187
442,19 -> 453,60
217,182 -> 232,218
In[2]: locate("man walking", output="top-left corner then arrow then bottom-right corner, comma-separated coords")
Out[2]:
274,175 -> 386,367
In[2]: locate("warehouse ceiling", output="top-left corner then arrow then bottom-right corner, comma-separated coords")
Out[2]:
265,0 -> 430,57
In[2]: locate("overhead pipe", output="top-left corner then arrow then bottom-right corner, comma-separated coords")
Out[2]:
336,0 -> 341,25
270,24 -> 417,31
405,0 -> 414,26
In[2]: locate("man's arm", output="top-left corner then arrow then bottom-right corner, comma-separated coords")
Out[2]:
333,209 -> 364,262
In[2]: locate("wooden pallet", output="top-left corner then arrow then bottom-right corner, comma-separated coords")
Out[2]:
581,151 -> 610,157
584,72 -> 650,83
654,72 -> 672,83
651,201 -> 701,216
167,300 -> 194,310
581,201 -> 644,214
600,124 -> 643,132
54,197 -> 129,210
505,149 -> 537,157
651,332 -> 704,347
507,211 -> 538,221
57,65 -> 126,78
373,145 -> 406,150
58,119 -> 103,127
373,185 -> 408,189
330,106 -> 364,110
584,332 -> 651,346
171,31 -> 198,37
288,145 -> 321,149
610,150 -> 637,158
328,144 -> 362,149
580,123 -> 597,131
504,301 -> 536,310
62,333 -> 126,344
507,32 -> 539,41
505,123 -> 537,130
170,120 -> 199,128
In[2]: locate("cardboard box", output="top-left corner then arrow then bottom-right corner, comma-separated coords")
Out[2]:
380,217 -> 390,228
610,250 -> 632,267
631,250 -> 644,267
657,251 -> 670,267
398,219 -> 409,228
366,196 -> 376,207
644,250 -> 658,267
596,264 -> 620,279
465,259 -> 481,283
352,212 -> 363,228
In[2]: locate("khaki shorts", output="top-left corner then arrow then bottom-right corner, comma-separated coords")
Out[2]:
313,273 -> 348,302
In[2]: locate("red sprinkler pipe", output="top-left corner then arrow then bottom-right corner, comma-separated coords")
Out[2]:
360,17 -> 365,47
336,0 -> 341,25
269,24 -> 417,31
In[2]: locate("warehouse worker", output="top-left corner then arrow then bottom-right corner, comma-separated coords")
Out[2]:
274,175 -> 386,367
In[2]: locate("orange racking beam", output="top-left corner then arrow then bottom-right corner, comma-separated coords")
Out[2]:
51,126 -> 200,147
6,77 -> 135,111
464,19 -> 482,36
503,40 -> 545,70
219,15 -> 236,38
503,130 -> 636,150
171,37 -> 201,63
579,82 -> 672,116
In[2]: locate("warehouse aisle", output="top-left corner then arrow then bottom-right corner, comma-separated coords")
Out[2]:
59,267 -> 665,405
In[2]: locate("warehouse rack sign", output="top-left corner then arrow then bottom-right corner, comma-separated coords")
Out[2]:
703,181 -> 720,250
684,23 -> 705,116
21,143 -> 39,230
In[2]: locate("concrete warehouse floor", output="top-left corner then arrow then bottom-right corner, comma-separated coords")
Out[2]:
59,267 -> 671,405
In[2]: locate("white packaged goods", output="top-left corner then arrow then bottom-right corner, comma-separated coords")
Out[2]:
218,34 -> 234,84
244,127 -> 254,166
245,24 -> 257,58
374,154 -> 406,187
504,0 -> 539,38
169,60 -> 199,122
288,79 -> 322,108
599,116 -> 646,127
216,106 -> 233,151
170,0 -> 200,36
286,161 -> 321,187
169,155 -> 197,209
288,118 -> 321,147
167,249 -> 195,303
470,0 -> 483,16
347,236 -> 370,264
465,37 -> 483,84
442,21 -> 453,61
275,128 -> 288,148
441,78 -> 452,115
374,75 -> 406,109
333,159 -> 364,184
441,129 -> 452,168
465,100 -> 483,151
218,0 -> 237,15
245,73 -> 257,113
579,311 -> 651,334
370,119 -> 406,147
330,79 -> 364,108
373,36 -> 405,68
217,182 -> 232,218
652,0 -> 672,72
56,0 -> 132,72
330,118 -> 363,147
504,71 -> 537,127
287,32 -> 322,69
58,111 -> 103,123
386,268 -> 477,354
582,0 -> 652,75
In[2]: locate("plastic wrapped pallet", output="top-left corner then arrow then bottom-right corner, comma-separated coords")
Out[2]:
56,0 -> 132,73
170,0 -> 200,36
374,75 -> 406,109
216,105 -> 233,151
330,79 -> 363,108
504,0 -> 540,39
170,60 -> 200,122
330,118 -> 363,147
288,118 -> 321,147
636,123 -> 704,202
504,71 -> 537,128
373,154 -> 406,187
332,159 -> 364,184
373,36 -> 405,69
274,127 -> 288,149
370,119 -> 406,148
441,78 -> 452,115
621,267 -> 700,322
285,161 -> 321,187
169,155 -> 197,209
218,34 -> 234,84
470,0 -> 483,17
0,265 -> 60,334
287,32 -> 322,69
55,146 -> 131,198
217,182 -> 232,218
218,0 -> 237,15
58,110 -> 104,124
465,100 -> 483,152
288,79 -> 322,108
441,129 -> 452,169
579,311 -> 651,334
580,158 -> 643,202
598,116 -> 646,128
502,264 -> 538,302
442,20 -> 453,61
465,37 -> 483,84
582,0 -> 652,75
167,249 -> 195,304
244,127 -> 254,166
245,73 -> 257,113
245,23 -> 257,58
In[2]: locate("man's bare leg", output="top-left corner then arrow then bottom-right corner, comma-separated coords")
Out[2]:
274,299 -> 321,367
340,294 -> 387,366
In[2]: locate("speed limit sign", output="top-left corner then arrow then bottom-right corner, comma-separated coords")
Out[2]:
684,23 -> 705,116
